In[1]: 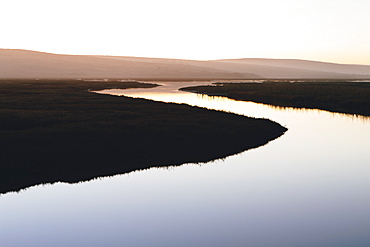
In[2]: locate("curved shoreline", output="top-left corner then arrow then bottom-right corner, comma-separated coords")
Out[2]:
180,81 -> 370,116
0,79 -> 287,194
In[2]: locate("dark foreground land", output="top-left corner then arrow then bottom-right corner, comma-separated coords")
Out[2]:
0,79 -> 286,194
181,81 -> 370,116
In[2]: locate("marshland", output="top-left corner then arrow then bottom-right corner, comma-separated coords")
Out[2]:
180,80 -> 370,116
3,0 -> 370,245
1,78 -> 370,247
0,79 -> 286,193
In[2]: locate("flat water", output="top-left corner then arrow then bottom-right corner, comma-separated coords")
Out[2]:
1,81 -> 369,247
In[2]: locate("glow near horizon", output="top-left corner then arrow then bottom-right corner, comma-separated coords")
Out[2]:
1,0 -> 370,65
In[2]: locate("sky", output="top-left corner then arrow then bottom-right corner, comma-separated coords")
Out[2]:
1,0 -> 370,65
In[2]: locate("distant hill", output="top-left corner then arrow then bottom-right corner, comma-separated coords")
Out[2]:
1,49 -> 370,79
0,49 -> 253,80
214,58 -> 370,77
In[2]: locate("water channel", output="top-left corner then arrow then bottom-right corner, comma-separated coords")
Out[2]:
1,81 -> 369,247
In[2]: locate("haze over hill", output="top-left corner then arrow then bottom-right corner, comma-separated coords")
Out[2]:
215,58 -> 370,76
1,49 -> 370,79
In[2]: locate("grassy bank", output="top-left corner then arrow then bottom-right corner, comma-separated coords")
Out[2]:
0,79 -> 286,194
180,81 -> 370,116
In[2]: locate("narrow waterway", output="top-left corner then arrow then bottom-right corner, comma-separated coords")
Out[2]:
1,81 -> 369,247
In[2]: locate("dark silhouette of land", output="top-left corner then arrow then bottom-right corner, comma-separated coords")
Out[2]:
180,81 -> 370,116
2,49 -> 370,79
0,79 -> 286,194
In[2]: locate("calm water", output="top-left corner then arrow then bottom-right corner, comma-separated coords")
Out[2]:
1,81 -> 369,247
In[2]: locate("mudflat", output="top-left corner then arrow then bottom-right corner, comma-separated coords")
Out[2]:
0,79 -> 287,194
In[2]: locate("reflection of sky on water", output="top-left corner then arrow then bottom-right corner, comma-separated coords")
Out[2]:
1,82 -> 369,247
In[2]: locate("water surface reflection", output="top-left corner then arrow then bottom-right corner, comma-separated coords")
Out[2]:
1,81 -> 369,247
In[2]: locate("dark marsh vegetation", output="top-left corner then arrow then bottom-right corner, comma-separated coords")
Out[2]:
0,79 -> 287,194
180,80 -> 370,116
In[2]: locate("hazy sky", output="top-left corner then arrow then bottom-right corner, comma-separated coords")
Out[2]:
2,0 -> 370,64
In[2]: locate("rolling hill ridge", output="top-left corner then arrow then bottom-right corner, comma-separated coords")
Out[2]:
1,49 -> 370,79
